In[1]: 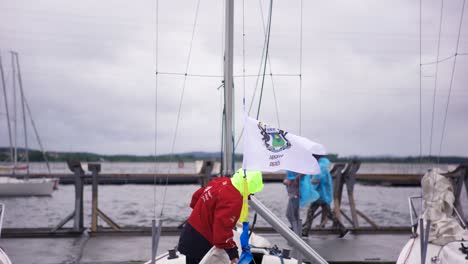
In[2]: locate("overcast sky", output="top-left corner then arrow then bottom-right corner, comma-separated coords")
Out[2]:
0,0 -> 467,157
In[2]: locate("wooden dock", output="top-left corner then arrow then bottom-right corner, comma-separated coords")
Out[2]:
0,172 -> 423,185
0,227 -> 412,263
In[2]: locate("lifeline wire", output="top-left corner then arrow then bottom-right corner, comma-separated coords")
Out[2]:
156,71 -> 298,78
299,0 -> 303,136
418,0 -> 424,212
242,0 -> 246,111
428,0 -> 444,158
246,0 -> 270,117
219,0 -> 225,170
437,0 -> 466,163
256,0 -> 281,127
234,0 -> 282,150
421,54 -> 455,66
256,0 -> 274,120
160,0 -> 202,217
153,0 -> 159,220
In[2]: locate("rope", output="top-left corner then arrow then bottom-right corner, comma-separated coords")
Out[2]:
238,73 -> 299,77
23,96 -> 51,174
0,52 -> 14,163
160,0 -> 202,217
299,0 -> 303,135
258,0 -> 280,127
155,71 -> 298,78
246,0 -> 270,117
233,0 -> 280,151
242,0 -> 246,110
256,0 -> 280,127
428,0 -> 444,159
256,0 -> 274,120
402,238 -> 417,264
418,0 -> 423,164
270,73 -> 281,128
156,71 -> 222,78
218,1 -> 226,172
435,240 -> 466,259
437,0 -> 466,163
219,0 -> 225,173
153,0 -> 159,221
421,54 -> 455,66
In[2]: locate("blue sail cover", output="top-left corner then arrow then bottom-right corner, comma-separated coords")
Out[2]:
238,222 -> 253,264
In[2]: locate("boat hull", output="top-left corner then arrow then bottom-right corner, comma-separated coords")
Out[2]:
0,248 -> 12,264
0,178 -> 56,196
396,237 -> 467,264
146,228 -> 303,264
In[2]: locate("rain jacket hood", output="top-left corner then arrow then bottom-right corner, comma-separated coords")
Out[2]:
231,169 -> 264,195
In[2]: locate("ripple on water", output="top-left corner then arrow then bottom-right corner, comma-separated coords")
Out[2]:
2,183 -> 422,228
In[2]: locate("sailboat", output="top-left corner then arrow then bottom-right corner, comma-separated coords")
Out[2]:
396,168 -> 468,263
395,0 -> 468,262
0,51 -> 56,196
146,0 -> 328,263
0,204 -> 13,264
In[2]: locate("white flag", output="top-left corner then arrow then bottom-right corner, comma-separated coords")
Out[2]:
242,115 -> 326,175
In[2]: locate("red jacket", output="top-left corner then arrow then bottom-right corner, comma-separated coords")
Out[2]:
187,177 -> 242,252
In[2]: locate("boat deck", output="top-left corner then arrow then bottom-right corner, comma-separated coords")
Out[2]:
0,231 -> 411,263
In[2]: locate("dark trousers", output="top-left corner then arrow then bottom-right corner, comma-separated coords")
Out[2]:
186,256 -> 203,264
302,200 -> 346,235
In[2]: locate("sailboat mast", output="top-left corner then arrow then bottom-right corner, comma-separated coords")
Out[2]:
222,0 -> 234,176
0,54 -> 14,162
15,52 -> 30,176
11,51 -> 17,174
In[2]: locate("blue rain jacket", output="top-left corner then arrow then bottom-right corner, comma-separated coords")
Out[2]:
312,158 -> 333,205
285,171 -> 319,207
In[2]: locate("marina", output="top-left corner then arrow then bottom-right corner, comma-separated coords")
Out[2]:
1,161 -> 467,263
1,231 -> 411,264
1,0 -> 468,263
0,161 -> 456,186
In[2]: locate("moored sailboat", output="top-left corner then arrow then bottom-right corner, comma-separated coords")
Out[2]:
0,204 -> 12,264
396,168 -> 468,263
147,0 -> 328,263
0,51 -> 55,196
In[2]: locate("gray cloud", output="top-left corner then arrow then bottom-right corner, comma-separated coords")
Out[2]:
0,0 -> 467,157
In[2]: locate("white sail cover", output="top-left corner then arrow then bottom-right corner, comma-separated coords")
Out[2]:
242,115 -> 325,175
420,168 -> 468,245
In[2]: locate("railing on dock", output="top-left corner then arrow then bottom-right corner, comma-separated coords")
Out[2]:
3,161 -> 466,239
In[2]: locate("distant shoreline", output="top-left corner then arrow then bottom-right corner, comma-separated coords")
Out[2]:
1,147 -> 467,164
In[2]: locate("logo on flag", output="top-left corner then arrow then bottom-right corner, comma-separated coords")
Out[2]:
243,115 -> 326,175
258,122 -> 291,153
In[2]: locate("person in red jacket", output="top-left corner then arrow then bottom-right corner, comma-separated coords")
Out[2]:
178,169 -> 263,264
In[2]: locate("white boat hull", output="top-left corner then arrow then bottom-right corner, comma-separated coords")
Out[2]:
396,237 -> 467,264
146,228 -> 304,264
0,248 -> 12,264
0,178 -> 56,196
150,249 -> 302,264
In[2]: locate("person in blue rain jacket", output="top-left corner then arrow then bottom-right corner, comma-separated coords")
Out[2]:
283,170 -> 318,234
302,155 -> 348,237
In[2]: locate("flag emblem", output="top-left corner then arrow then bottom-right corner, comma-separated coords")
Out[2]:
258,122 -> 291,153
243,115 -> 324,174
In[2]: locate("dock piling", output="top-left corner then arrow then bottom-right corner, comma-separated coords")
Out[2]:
88,163 -> 120,232
52,160 -> 84,233
332,161 -> 378,229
